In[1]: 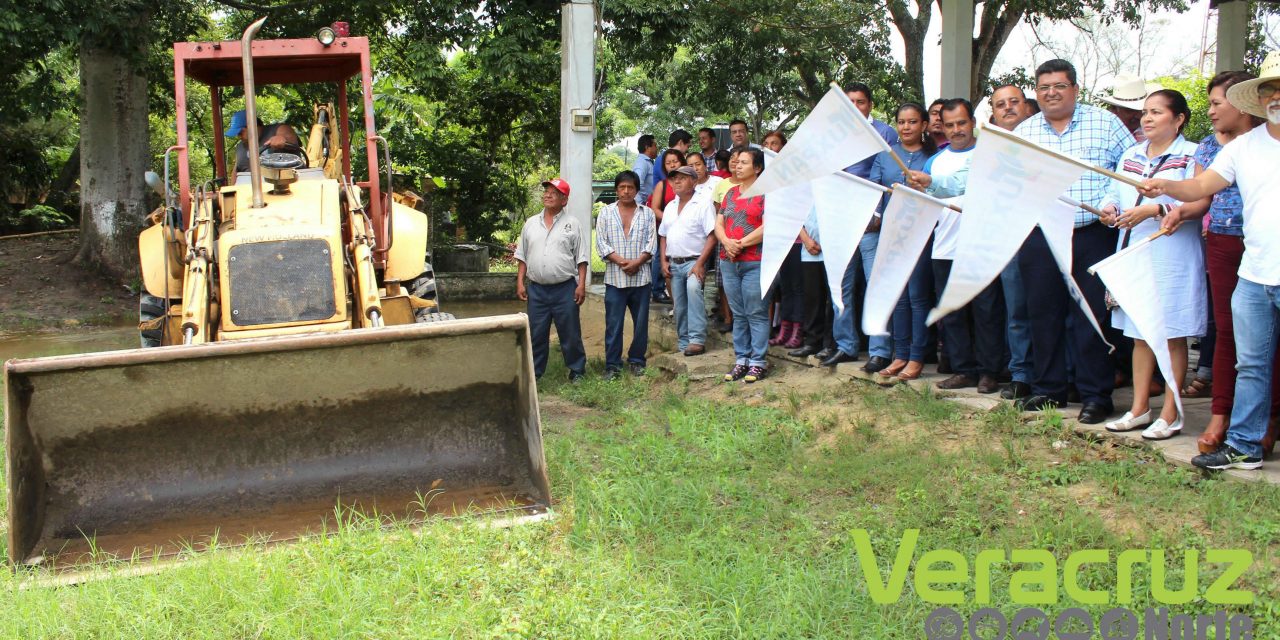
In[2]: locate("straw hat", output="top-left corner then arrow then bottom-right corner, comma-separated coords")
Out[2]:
1098,75 -> 1162,110
1226,50 -> 1280,119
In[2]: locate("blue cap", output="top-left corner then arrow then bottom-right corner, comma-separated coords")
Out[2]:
225,110 -> 247,137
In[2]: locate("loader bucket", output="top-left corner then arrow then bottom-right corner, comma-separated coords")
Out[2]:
5,314 -> 549,570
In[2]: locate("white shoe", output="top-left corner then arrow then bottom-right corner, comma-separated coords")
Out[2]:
1141,416 -> 1183,440
1105,410 -> 1151,432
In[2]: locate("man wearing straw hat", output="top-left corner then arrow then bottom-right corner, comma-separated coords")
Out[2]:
1142,50 -> 1280,471
1098,74 -> 1162,143
1012,59 -> 1135,424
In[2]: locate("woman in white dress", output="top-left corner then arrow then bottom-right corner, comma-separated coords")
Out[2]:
1102,89 -> 1206,440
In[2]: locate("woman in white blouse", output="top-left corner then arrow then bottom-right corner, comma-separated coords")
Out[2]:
1101,89 -> 1206,441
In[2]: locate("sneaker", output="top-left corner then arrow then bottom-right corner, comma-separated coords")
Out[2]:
744,365 -> 767,383
1140,416 -> 1182,440
724,364 -> 748,382
569,372 -> 586,385
1192,445 -> 1262,471
603,369 -> 620,381
628,363 -> 646,377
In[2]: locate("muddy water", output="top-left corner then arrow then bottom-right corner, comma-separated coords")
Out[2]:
0,300 -> 526,365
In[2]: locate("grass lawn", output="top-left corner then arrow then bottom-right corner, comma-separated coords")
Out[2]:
2,356 -> 1279,638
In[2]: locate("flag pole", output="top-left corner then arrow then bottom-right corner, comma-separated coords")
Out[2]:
980,124 -> 1145,189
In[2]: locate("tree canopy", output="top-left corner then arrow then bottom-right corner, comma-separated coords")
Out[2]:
0,0 -> 1272,253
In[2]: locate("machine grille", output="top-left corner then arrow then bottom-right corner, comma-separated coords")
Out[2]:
227,239 -> 337,326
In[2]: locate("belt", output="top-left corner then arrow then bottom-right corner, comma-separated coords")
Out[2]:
670,256 -> 699,264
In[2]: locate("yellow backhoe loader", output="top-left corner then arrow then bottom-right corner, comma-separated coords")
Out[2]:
4,19 -> 549,571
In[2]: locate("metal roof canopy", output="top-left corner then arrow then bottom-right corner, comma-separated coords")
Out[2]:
175,37 -> 365,86
170,34 -> 390,266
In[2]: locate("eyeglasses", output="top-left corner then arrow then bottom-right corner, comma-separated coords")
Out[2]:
1036,82 -> 1073,93
1258,83 -> 1280,100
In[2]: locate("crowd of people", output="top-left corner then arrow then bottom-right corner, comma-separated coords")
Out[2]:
512,52 -> 1280,472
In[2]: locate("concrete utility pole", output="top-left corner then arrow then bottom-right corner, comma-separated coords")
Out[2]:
560,0 -> 596,282
939,0 -> 975,101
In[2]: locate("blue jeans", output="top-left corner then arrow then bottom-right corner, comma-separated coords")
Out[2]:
603,284 -> 650,371
669,259 -> 707,351
1225,278 -> 1280,458
527,279 -> 586,379
719,258 -> 769,366
892,245 -> 934,362
651,259 -> 666,298
1001,259 -> 1033,383
833,233 -> 891,358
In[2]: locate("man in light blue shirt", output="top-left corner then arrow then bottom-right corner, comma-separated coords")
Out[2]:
822,82 -> 900,367
1012,59 -> 1134,424
632,134 -> 658,205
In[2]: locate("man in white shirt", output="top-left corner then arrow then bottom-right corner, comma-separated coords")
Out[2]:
1143,51 -> 1280,470
659,166 -> 718,356
514,178 -> 589,381
906,98 -> 1006,396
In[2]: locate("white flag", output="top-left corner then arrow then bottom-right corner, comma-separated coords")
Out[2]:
1090,240 -> 1181,415
927,124 -> 1089,325
812,172 -> 885,312
862,186 -> 948,335
1039,201 -> 1113,350
742,85 -> 891,198
759,185 -> 815,299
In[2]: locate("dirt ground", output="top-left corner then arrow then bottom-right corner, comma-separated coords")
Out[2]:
0,231 -> 137,331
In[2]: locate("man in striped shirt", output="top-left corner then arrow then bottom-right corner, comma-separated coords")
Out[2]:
1012,58 -> 1134,424
596,170 -> 657,379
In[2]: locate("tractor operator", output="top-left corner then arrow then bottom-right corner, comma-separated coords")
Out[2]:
225,109 -> 303,174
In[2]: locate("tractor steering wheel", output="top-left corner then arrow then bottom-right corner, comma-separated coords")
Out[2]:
258,142 -> 308,170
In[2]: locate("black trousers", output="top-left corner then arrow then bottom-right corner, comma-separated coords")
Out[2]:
932,259 -> 1007,377
800,261 -> 835,350
1018,223 -> 1117,406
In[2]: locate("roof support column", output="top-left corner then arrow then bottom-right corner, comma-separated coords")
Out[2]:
939,0 -> 974,101
1216,0 -> 1249,73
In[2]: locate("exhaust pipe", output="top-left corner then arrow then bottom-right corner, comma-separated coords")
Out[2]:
241,16 -> 267,209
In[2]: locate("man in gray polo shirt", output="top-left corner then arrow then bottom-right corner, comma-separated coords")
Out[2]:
515,178 -> 589,381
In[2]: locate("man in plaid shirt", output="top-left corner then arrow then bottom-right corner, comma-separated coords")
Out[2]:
596,170 -> 657,379
1013,58 -> 1135,424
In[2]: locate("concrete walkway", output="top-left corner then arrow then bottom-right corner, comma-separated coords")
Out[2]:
615,292 -> 1279,485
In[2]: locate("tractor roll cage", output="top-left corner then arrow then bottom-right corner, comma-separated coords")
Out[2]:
171,36 -> 390,264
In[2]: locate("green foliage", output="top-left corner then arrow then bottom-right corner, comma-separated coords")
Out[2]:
600,0 -> 907,140
592,151 -> 630,182
1157,72 -> 1211,144
0,205 -> 73,234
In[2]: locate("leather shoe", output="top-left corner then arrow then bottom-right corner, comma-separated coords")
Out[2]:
820,351 -> 858,367
1077,402 -> 1113,425
1015,394 -> 1062,412
977,374 -> 1000,394
1000,381 -> 1032,400
683,344 -> 706,356
936,373 -> 977,390
814,348 -> 836,360
861,356 -> 891,374
788,345 -> 820,358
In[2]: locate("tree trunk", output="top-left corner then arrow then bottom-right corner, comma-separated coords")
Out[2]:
77,45 -> 149,281
970,2 -> 1026,102
50,140 -> 81,197
886,0 -> 932,103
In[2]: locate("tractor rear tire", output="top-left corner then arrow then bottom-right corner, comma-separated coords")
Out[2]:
140,293 -> 167,348
415,311 -> 456,324
405,262 -> 446,323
